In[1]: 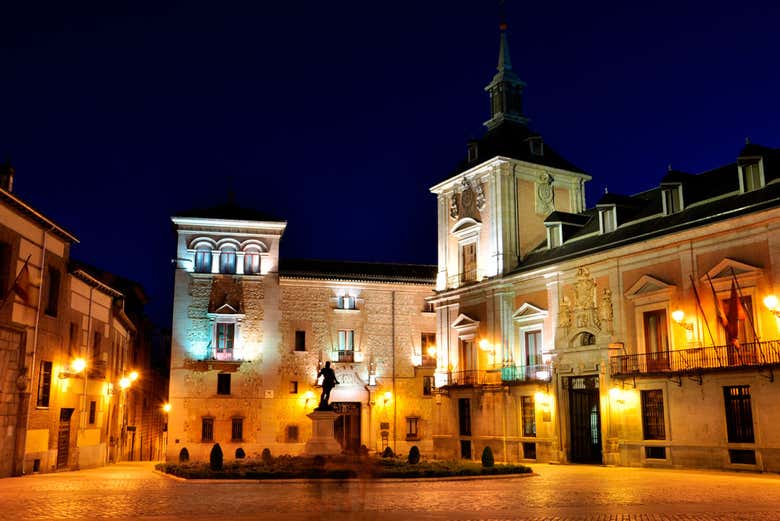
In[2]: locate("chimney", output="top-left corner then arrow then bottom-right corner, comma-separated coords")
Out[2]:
0,160 -> 14,192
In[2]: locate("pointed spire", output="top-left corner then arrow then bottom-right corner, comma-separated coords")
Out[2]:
484,22 -> 528,130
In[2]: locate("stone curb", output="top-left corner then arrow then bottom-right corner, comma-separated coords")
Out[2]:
152,469 -> 537,484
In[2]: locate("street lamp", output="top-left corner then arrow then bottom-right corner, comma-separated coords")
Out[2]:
763,295 -> 780,317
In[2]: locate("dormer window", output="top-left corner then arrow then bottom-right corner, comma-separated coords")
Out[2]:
467,142 -> 478,163
662,185 -> 682,215
741,161 -> 763,192
547,224 -> 562,248
599,207 -> 616,234
220,246 -> 237,274
528,136 -> 544,156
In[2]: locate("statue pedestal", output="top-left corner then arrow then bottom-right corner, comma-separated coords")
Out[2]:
304,410 -> 342,456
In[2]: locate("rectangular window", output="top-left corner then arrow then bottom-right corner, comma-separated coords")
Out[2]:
422,375 -> 434,396
663,186 -> 681,214
645,446 -> 666,459
524,330 -> 542,367
743,163 -> 761,192
406,417 -> 419,440
521,396 -> 536,437
641,390 -> 666,440
458,398 -> 471,436
88,400 -> 96,425
219,248 -> 237,274
285,425 -> 299,442
44,267 -> 60,317
643,309 -> 669,371
548,225 -> 562,248
244,252 -> 260,274
337,295 -> 355,309
289,380 -> 298,394
523,442 -> 537,460
724,386 -> 754,443
460,242 -> 477,282
36,360 -> 52,408
338,329 -> 354,350
421,332 -> 436,367
601,207 -> 616,233
194,247 -> 212,273
0,241 -> 11,299
217,373 -> 231,395
231,418 -> 243,441
294,330 -> 306,351
216,323 -> 235,352
201,418 -> 214,442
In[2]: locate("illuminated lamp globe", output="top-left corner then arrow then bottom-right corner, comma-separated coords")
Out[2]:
71,358 -> 87,373
479,339 -> 491,351
426,345 -> 437,357
129,371 -> 139,382
163,403 -> 171,413
764,295 -> 779,311
384,391 -> 392,402
671,309 -> 685,323
119,377 -> 131,390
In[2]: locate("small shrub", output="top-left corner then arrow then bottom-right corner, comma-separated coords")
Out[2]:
481,446 -> 494,468
381,446 -> 394,458
408,446 -> 420,464
210,443 -> 224,471
261,448 -> 272,464
179,448 -> 189,462
235,448 -> 246,459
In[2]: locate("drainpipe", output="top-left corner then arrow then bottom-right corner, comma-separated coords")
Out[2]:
18,227 -> 51,475
392,290 -> 396,454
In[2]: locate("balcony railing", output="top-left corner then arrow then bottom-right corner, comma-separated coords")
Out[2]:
336,350 -> 354,363
501,363 -> 553,383
610,340 -> 780,377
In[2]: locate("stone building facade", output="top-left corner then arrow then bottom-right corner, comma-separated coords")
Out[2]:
428,24 -> 780,471
0,164 -> 166,476
167,210 -> 436,461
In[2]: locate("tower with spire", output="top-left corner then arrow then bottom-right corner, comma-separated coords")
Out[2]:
484,22 -> 529,129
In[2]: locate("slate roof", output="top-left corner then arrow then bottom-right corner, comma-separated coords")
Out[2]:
174,202 -> 283,223
449,121 -> 587,178
279,258 -> 436,284
515,144 -> 780,273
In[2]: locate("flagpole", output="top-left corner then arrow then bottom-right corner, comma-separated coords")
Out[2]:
705,273 -> 725,366
0,254 -> 31,311
690,274 -> 715,347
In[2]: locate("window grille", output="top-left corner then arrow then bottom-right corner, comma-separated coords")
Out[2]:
641,390 -> 665,440
724,386 -> 754,443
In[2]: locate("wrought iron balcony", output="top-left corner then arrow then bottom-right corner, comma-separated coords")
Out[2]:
610,340 -> 780,377
336,350 -> 354,363
501,363 -> 553,383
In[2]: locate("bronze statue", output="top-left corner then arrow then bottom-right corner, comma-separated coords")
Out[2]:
316,361 -> 339,410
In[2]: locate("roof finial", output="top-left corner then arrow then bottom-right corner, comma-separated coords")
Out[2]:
745,136 -> 751,145
667,163 -> 672,172
604,186 -> 609,194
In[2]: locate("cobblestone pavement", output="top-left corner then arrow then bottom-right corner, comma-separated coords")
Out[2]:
1,462 -> 780,521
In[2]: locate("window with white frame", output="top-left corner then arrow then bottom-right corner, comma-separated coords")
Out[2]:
216,323 -> 235,356
220,246 -> 237,274
338,329 -> 354,351
662,185 -> 681,214
244,248 -> 261,274
337,295 -> 356,310
524,329 -> 542,366
547,224 -> 562,248
194,245 -> 212,273
600,207 -> 616,233
742,162 -> 762,192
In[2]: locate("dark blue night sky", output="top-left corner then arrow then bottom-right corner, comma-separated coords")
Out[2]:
2,1 -> 779,324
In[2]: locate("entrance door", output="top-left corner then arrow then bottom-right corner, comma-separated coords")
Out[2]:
57,408 -> 74,469
568,376 -> 602,463
332,402 -> 361,453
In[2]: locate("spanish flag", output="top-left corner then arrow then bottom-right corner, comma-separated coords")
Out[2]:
12,258 -> 32,305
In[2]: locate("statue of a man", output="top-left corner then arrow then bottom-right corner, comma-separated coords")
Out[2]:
316,361 -> 339,410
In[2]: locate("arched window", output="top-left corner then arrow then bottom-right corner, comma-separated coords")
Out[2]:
194,245 -> 212,273
220,246 -> 237,274
244,248 -> 261,275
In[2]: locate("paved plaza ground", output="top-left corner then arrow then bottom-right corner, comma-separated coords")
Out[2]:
1,462 -> 779,521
